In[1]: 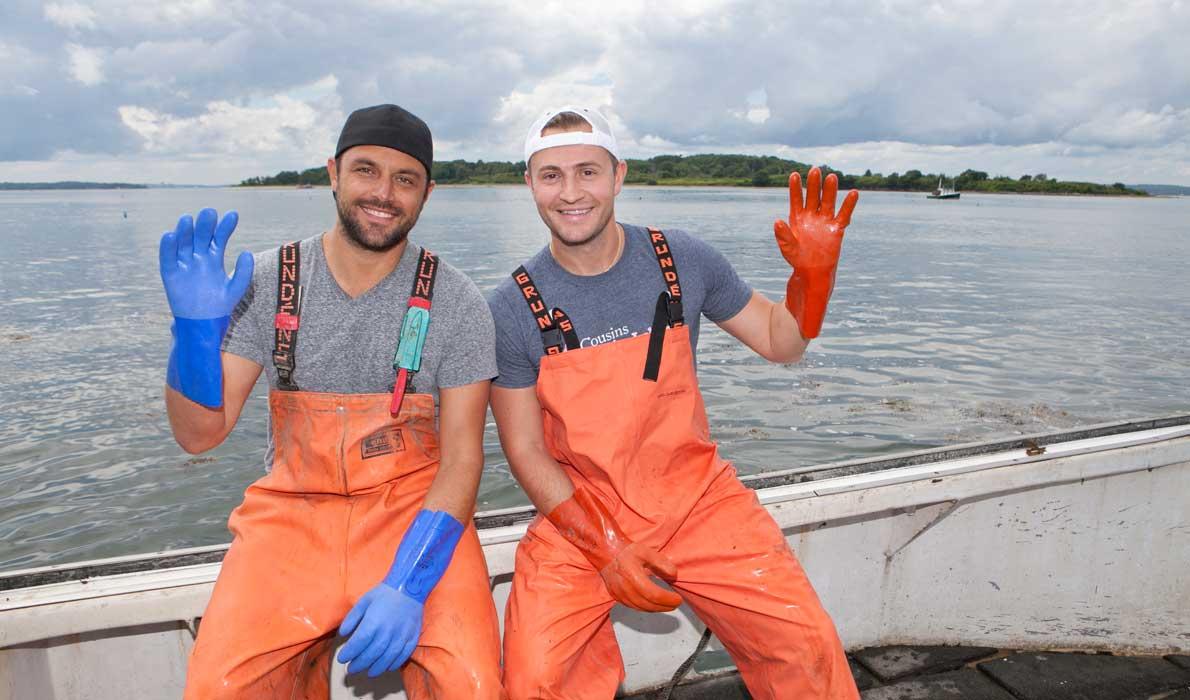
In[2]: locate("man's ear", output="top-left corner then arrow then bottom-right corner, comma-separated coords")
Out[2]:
326,157 -> 338,200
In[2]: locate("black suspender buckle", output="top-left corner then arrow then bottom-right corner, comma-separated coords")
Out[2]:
273,352 -> 297,390
541,327 -> 565,355
666,297 -> 685,328
272,351 -> 295,369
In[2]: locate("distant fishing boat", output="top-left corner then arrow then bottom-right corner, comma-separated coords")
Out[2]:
3,416 -> 1188,698
928,176 -> 960,199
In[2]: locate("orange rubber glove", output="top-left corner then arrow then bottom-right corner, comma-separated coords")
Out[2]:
774,166 -> 859,339
547,488 -> 681,613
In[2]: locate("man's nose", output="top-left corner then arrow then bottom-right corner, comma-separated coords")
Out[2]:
560,175 -> 582,202
371,176 -> 395,202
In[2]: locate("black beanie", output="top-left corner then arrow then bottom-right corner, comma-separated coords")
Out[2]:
335,104 -> 433,178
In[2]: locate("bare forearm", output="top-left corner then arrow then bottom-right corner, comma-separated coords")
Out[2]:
506,447 -> 575,516
427,380 -> 492,522
165,386 -> 234,453
719,292 -> 809,364
768,295 -> 810,363
422,454 -> 482,522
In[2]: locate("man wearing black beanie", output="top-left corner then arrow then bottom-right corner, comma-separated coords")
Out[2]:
161,104 -> 504,698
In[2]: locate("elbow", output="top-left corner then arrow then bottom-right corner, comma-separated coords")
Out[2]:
175,437 -> 210,455
781,347 -> 807,364
765,345 -> 805,365
502,442 -> 545,482
503,448 -> 531,481
506,459 -> 537,489
494,427 -> 546,477
173,430 -> 223,455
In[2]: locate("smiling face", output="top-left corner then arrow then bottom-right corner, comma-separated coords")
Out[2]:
525,133 -> 626,248
328,144 -> 433,252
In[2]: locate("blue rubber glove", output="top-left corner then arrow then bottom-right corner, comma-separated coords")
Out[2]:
337,509 -> 464,677
159,208 -> 253,408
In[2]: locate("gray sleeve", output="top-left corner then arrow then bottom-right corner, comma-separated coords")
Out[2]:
221,252 -> 269,367
686,233 -> 753,322
436,278 -> 498,389
489,290 -> 538,389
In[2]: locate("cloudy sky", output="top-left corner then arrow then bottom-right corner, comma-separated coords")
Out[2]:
2,0 -> 1189,185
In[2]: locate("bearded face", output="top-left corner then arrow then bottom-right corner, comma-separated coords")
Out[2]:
332,145 -> 431,253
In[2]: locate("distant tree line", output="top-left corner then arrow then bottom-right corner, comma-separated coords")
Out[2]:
849,169 -> 1144,196
239,156 -> 1147,196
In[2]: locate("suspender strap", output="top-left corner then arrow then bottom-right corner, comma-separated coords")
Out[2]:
391,248 -> 439,415
411,248 -> 439,304
643,227 -> 684,382
513,266 -> 571,355
643,292 -> 669,382
551,309 -> 580,353
648,227 -> 684,326
272,242 -> 302,390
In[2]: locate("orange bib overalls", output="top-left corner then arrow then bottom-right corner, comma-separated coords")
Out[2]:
184,244 -> 503,699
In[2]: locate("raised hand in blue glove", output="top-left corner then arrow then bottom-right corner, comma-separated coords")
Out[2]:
159,208 -> 253,408
337,509 -> 464,678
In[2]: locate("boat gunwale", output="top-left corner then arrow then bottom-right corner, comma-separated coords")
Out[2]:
2,413 -> 1187,592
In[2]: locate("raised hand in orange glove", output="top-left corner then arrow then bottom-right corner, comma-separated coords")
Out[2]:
547,488 -> 681,613
774,166 -> 859,339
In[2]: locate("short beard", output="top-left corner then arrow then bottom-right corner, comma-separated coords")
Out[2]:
550,207 -> 615,248
337,197 -> 421,253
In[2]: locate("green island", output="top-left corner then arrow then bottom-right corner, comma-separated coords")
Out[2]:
239,154 -> 1148,196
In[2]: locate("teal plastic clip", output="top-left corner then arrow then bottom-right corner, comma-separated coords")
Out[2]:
393,305 -> 431,372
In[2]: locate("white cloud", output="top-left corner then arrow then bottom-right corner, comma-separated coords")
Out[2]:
117,75 -> 344,167
4,0 -> 1190,184
0,84 -> 39,97
730,89 -> 772,125
745,107 -> 771,125
66,43 -> 104,85
44,3 -> 98,31
494,67 -> 618,160
123,0 -> 218,25
76,0 -> 221,30
119,95 -> 338,159
1063,106 -> 1190,148
0,40 -> 44,86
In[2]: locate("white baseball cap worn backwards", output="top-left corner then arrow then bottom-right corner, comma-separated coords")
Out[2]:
523,106 -> 620,164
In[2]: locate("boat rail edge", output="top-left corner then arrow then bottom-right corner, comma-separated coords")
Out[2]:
3,413 -> 1187,592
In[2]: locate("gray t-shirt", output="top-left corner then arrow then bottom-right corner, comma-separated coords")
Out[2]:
224,233 -> 496,398
488,223 -> 752,388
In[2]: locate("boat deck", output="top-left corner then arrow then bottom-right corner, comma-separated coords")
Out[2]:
627,645 -> 1190,699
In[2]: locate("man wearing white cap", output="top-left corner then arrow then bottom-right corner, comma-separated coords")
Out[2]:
486,106 -> 860,698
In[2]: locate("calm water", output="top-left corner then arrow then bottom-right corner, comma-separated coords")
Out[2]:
1,187 -> 1188,572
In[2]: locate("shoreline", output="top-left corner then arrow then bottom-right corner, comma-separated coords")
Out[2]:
1,183 -> 1174,198
227,183 -> 1164,198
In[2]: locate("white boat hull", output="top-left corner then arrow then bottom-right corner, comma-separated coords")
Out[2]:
3,419 -> 1189,698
